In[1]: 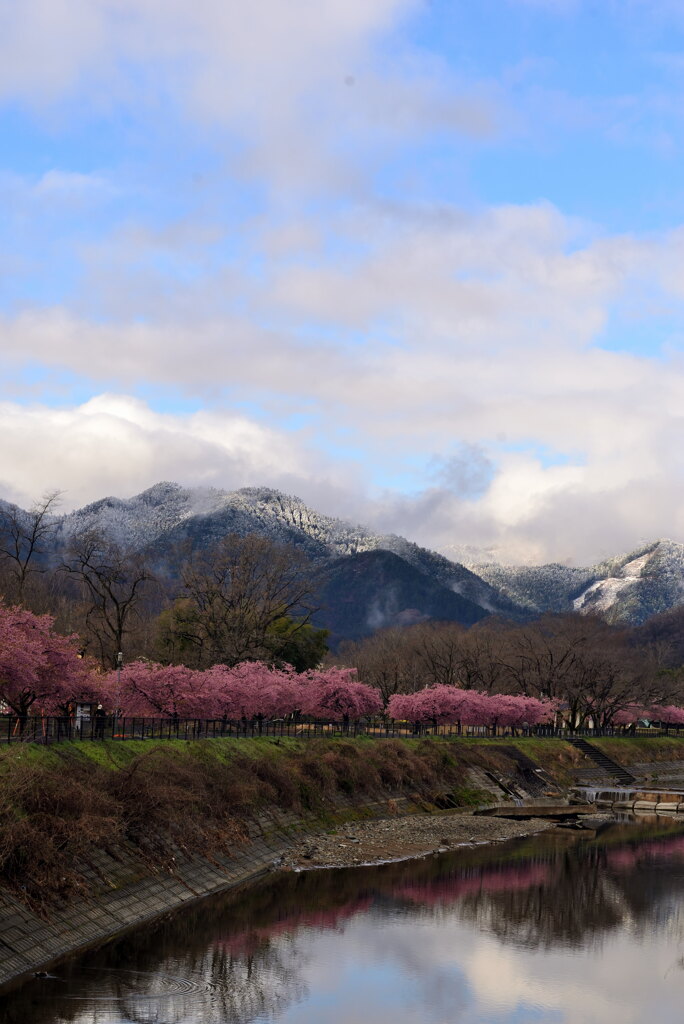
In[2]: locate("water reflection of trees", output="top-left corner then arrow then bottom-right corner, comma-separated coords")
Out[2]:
457,825 -> 684,949
5,821 -> 684,1024
458,848 -> 622,948
0,908 -> 308,1024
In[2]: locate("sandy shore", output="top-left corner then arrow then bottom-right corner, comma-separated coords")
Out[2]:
280,811 -> 558,869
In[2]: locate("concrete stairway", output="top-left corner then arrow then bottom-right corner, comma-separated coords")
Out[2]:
489,745 -> 559,797
568,738 -> 636,786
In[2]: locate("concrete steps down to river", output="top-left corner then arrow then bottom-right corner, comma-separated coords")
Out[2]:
567,738 -> 637,786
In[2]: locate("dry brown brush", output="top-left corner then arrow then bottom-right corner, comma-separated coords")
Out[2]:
0,738 -> 472,910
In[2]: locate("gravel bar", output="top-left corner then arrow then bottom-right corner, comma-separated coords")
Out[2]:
281,812 -> 556,869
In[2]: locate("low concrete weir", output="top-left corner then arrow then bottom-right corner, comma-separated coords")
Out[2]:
475,803 -> 583,819
573,786 -> 684,812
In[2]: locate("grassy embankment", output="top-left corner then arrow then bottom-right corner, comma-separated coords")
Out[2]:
455,735 -> 684,787
586,736 -> 684,781
449,736 -> 586,787
0,736 -> 486,909
2,734 -> 683,910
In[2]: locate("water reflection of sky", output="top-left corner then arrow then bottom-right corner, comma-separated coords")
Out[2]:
260,915 -> 684,1024
6,822 -> 684,1024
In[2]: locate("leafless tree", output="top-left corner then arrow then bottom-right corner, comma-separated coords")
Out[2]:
60,531 -> 156,668
337,626 -> 428,701
495,614 -> 591,704
340,621 -> 507,698
457,627 -> 508,692
413,622 -> 465,687
493,613 -> 674,728
172,533 -> 318,667
0,489 -> 62,605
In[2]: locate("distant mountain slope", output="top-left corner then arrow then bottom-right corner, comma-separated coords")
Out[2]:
574,540 -> 684,623
314,549 -> 489,645
467,562 -> 596,614
469,539 -> 684,625
4,482 -> 514,642
7,481 -> 683,630
53,482 -> 516,618
139,485 -> 355,564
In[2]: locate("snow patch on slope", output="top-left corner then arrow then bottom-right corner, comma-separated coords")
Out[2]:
573,552 -> 651,613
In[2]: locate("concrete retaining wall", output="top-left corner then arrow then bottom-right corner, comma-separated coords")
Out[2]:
0,793 -> 420,991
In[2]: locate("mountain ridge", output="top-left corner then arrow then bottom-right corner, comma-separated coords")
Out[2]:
3,482 -> 684,631
0,482 -> 515,644
50,481 -> 516,619
468,537 -> 684,623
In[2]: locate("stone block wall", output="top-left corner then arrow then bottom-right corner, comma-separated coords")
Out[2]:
0,792 -> 417,990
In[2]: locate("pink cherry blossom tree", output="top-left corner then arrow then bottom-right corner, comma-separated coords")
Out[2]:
207,661 -> 307,724
387,686 -> 464,729
301,667 -> 382,726
479,693 -> 555,730
388,686 -> 481,729
649,705 -> 684,729
388,686 -> 554,734
0,601 -> 94,724
613,705 -> 650,728
102,660 -> 221,719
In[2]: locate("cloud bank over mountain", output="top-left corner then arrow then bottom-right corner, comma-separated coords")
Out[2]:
2,1 -> 684,565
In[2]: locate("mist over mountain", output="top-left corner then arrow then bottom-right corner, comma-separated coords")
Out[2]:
316,549 -> 489,645
3,482 -> 684,637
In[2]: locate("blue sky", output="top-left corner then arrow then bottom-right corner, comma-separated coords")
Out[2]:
2,0 -> 684,564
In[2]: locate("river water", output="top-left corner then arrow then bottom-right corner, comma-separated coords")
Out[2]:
4,817 -> 684,1024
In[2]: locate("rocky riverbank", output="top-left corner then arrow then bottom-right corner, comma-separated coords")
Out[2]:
280,810 -> 558,869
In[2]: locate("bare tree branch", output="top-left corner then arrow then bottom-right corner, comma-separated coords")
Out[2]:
0,489 -> 62,605
59,530 -> 155,668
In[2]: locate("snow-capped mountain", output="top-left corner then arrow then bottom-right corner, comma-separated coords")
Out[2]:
51,482 -> 517,618
461,560 -> 595,615
5,482 -> 684,629
469,539 -> 684,624
575,540 -> 684,621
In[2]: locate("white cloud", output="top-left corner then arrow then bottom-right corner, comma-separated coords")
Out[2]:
288,909 -> 684,1024
0,169 -> 114,222
4,2 -> 684,569
0,0 -> 496,196
0,394 -> 358,513
4,199 -> 684,563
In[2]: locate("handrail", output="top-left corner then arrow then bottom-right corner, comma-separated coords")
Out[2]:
0,715 -> 676,745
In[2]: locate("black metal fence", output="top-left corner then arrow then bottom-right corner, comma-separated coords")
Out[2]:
533,725 -> 673,738
0,715 -> 677,746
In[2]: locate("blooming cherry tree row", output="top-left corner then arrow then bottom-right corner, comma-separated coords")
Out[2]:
613,705 -> 684,727
102,663 -> 551,729
99,660 -> 382,722
387,687 -> 555,729
649,705 -> 684,726
3,602 -> 684,731
612,706 -> 651,726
